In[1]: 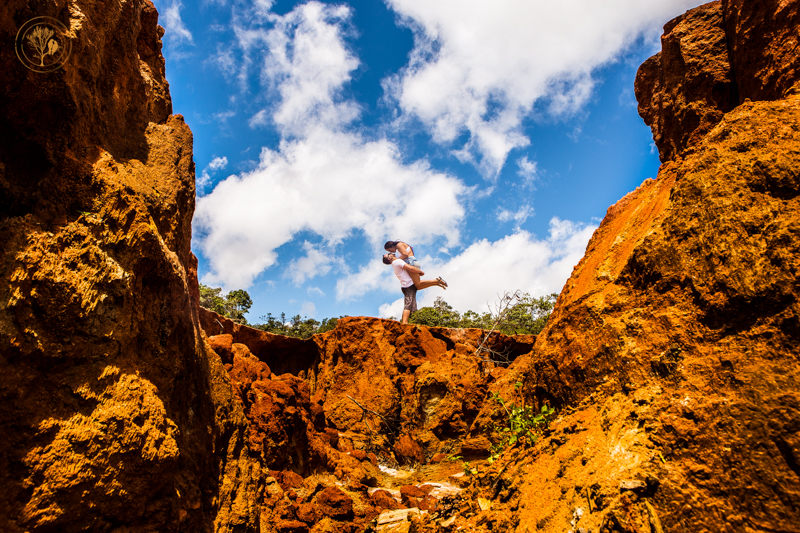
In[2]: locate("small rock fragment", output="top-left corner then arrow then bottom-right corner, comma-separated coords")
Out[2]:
619,480 -> 647,492
477,498 -> 492,511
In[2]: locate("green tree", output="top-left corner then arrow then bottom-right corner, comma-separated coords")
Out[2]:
199,284 -> 252,324
407,293 -> 557,334
199,284 -> 226,315
410,297 -> 461,327
253,314 -> 343,339
500,292 -> 558,335
225,289 -> 253,324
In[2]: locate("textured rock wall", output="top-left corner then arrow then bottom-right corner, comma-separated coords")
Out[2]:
635,0 -> 800,163
458,2 -> 800,532
0,1 -> 261,531
199,312 -> 535,461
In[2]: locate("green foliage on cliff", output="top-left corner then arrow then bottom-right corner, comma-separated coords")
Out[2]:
489,385 -> 556,463
199,285 -> 556,338
199,284 -> 252,324
253,313 -> 340,339
409,293 -> 557,335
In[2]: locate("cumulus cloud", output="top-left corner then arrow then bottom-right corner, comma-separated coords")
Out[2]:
377,218 -> 597,318
263,3 -> 361,135
287,242 -> 332,285
300,301 -> 317,317
307,286 -> 325,297
195,129 -> 468,288
384,0 -> 697,176
195,2 -> 470,289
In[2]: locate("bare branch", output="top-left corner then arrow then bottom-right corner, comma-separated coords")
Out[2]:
472,290 -> 523,366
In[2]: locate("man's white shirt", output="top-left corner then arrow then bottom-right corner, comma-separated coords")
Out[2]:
392,260 -> 414,288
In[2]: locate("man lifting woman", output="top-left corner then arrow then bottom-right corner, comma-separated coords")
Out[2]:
383,240 -> 448,324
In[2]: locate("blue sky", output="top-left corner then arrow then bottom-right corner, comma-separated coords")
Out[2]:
152,0 -> 697,322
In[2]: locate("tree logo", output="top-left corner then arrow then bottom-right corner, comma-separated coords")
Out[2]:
15,17 -> 71,73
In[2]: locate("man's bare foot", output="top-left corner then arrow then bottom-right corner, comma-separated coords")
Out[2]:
436,276 -> 448,288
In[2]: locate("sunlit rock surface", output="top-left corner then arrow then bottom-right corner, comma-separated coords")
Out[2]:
2,0 -> 799,531
0,1 -> 259,531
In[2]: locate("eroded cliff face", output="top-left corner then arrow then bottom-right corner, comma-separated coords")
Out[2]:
447,1 -> 800,532
0,1 -> 260,531
3,0 -> 799,532
635,0 -> 800,163
200,309 -> 534,464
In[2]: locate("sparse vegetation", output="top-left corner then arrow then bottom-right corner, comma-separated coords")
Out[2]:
199,284 -> 556,340
409,292 -> 557,335
488,384 -> 556,464
199,284 -> 253,324
200,284 -> 342,335
253,313 -> 340,339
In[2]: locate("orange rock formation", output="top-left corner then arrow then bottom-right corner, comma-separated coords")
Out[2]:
1,1 -> 259,531
2,0 -> 798,532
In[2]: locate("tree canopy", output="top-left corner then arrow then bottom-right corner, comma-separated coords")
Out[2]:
409,293 -> 557,335
199,284 -> 253,324
199,283 -> 557,338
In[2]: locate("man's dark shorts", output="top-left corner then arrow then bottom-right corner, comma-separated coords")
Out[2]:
401,285 -> 418,312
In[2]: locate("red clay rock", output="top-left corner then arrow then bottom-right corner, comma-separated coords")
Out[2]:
225,342 -> 332,474
400,485 -> 426,499
636,0 -> 800,164
466,5 -> 800,533
400,485 -> 438,510
418,485 -> 435,495
394,434 -> 427,465
199,307 -> 319,375
295,502 -> 317,524
200,311 -> 535,459
275,519 -> 309,533
314,487 -> 354,520
348,449 -> 369,461
0,1 -> 260,531
722,0 -> 800,102
634,1 -> 736,163
491,96 -> 800,529
370,490 -> 401,510
274,470 -> 305,491
208,334 -> 234,363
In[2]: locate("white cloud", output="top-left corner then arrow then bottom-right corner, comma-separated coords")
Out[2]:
197,156 -> 229,193
300,301 -> 317,317
263,2 -> 361,136
207,156 -> 229,171
249,109 -> 270,129
307,286 -> 325,297
377,218 -> 597,318
336,258 -> 398,302
384,0 -> 698,176
195,129 -> 468,288
195,2 -> 470,289
162,1 -> 194,45
287,242 -> 332,285
213,110 -> 236,123
516,156 -> 539,186
497,205 -> 533,226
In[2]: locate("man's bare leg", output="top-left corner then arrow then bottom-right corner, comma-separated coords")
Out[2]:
401,309 -> 411,324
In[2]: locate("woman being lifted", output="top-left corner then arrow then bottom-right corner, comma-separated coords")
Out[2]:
384,240 -> 447,289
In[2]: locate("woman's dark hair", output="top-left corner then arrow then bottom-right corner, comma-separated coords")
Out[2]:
382,254 -> 393,265
384,240 -> 401,251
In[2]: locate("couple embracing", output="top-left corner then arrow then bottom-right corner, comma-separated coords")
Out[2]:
383,240 -> 447,324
